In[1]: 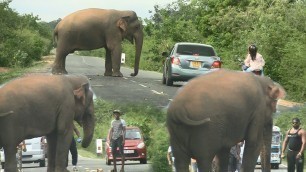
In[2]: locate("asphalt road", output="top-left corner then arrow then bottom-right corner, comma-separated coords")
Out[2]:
65,54 -> 183,108
8,54 -> 289,172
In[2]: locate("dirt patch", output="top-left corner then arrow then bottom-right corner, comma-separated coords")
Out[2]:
41,55 -> 55,65
0,67 -> 10,73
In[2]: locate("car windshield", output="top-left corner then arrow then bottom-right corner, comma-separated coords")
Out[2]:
125,129 -> 142,140
177,45 -> 216,56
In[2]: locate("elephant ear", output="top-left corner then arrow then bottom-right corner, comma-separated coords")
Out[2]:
267,83 -> 286,112
117,16 -> 130,32
73,83 -> 89,106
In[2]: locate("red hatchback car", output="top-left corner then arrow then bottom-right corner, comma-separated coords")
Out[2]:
105,126 -> 147,165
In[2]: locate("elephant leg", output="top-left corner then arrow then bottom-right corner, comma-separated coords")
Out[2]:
110,45 -> 123,77
3,146 -> 18,172
241,127 -> 262,171
104,49 -> 112,76
197,156 -> 214,172
55,126 -> 73,172
52,45 -> 69,74
47,134 -> 57,172
174,154 -> 190,172
215,148 -> 230,172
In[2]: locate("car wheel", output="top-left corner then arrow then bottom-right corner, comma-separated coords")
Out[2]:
1,162 -> 4,169
165,70 -> 173,86
140,159 -> 147,164
271,164 -> 279,169
39,159 -> 46,167
162,72 -> 166,84
275,164 -> 279,169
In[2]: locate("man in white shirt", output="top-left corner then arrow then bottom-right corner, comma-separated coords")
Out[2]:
109,110 -> 126,172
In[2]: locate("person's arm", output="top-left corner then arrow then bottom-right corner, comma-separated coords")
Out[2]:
122,120 -> 126,145
122,126 -> 126,146
244,54 -> 251,67
297,129 -> 306,157
260,54 -> 265,67
167,149 -> 172,165
281,130 -> 289,157
73,124 -> 81,138
109,128 -> 113,141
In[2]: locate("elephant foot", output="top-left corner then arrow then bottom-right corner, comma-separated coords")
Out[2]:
112,71 -> 123,77
51,67 -> 68,75
104,71 -> 112,76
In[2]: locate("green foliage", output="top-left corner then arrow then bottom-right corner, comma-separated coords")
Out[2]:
0,0 -> 53,68
78,48 -> 106,58
142,0 -> 306,102
150,127 -> 172,172
274,106 -> 306,136
0,68 -> 24,84
81,98 -> 169,170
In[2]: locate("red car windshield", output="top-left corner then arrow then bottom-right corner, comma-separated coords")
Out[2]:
125,129 -> 142,140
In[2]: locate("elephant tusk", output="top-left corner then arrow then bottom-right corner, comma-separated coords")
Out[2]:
0,111 -> 14,117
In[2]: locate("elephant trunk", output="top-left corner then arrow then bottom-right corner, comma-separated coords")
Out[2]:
81,109 -> 95,148
130,27 -> 143,77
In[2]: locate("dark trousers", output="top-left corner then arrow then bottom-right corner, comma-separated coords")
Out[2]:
287,150 -> 304,172
67,137 -> 78,166
228,154 -> 238,172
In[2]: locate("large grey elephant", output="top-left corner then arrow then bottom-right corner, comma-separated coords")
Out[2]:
0,74 -> 95,172
52,8 -> 143,77
167,70 -> 286,172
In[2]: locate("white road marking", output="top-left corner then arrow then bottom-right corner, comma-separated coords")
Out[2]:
152,90 -> 163,95
139,84 -> 147,88
123,77 -> 128,80
131,80 -> 136,83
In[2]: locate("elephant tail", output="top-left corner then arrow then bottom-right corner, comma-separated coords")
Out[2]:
53,25 -> 58,47
0,111 -> 14,117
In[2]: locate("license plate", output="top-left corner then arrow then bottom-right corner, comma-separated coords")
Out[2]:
190,61 -> 201,68
124,150 -> 134,154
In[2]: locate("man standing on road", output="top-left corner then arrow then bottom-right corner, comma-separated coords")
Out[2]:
281,118 -> 306,172
109,110 -> 126,172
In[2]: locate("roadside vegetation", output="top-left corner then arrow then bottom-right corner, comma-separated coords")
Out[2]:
81,99 -> 172,172
1,0 -> 305,171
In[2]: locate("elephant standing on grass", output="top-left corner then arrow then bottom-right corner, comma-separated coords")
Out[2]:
167,70 -> 286,172
52,8 -> 143,77
0,74 -> 95,172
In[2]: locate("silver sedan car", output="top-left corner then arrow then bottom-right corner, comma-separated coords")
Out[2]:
162,42 -> 222,86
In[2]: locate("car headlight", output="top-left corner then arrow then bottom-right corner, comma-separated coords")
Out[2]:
137,142 -> 145,149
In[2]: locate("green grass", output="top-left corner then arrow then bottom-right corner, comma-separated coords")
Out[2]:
0,61 -> 50,84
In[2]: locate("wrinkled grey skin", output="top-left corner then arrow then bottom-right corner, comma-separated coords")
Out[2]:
52,8 -> 143,77
167,70 -> 286,172
0,74 -> 95,172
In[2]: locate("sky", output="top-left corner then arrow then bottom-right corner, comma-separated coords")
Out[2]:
8,0 -> 177,22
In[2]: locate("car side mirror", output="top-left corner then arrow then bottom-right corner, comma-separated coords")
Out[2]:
162,52 -> 168,57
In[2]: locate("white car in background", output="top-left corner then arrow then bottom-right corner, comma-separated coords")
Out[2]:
1,137 -> 46,169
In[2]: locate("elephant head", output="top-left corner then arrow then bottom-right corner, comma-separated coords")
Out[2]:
117,12 -> 143,76
73,83 -> 95,148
